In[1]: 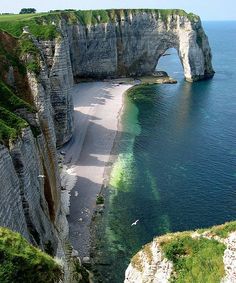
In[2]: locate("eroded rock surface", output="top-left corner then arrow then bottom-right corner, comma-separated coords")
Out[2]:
222,232 -> 236,283
125,240 -> 173,283
68,10 -> 214,82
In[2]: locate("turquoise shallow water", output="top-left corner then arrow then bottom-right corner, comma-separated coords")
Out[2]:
92,22 -> 236,282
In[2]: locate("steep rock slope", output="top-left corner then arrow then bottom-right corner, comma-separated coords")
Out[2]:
0,28 -> 73,263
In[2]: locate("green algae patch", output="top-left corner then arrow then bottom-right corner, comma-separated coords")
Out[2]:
109,94 -> 140,191
127,85 -> 157,104
0,227 -> 62,283
110,152 -> 135,191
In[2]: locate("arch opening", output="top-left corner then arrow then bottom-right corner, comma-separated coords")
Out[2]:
155,48 -> 184,80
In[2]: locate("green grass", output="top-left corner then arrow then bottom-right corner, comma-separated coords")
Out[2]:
20,35 -> 39,54
0,9 -> 199,38
160,235 -> 225,283
19,35 -> 41,73
0,227 -> 62,283
198,221 -> 236,239
0,13 -> 60,40
0,13 -> 48,22
0,81 -> 34,112
131,221 -> 236,279
0,120 -> 17,144
0,40 -> 26,74
157,9 -> 198,21
0,106 -> 28,131
0,81 -> 37,145
75,9 -> 199,25
75,10 -> 110,25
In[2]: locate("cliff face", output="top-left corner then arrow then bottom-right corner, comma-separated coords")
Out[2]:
0,8 -> 214,281
0,9 -> 214,249
68,10 -> 214,82
0,28 -> 73,258
125,239 -> 173,283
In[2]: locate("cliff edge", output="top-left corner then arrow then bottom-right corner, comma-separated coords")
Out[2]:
125,222 -> 236,283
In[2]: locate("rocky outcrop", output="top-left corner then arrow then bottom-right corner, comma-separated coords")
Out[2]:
0,28 -> 74,281
125,223 -> 236,283
68,10 -> 214,82
124,240 -> 173,283
36,22 -> 74,147
0,128 -> 58,249
0,145 -> 29,240
222,232 -> 236,283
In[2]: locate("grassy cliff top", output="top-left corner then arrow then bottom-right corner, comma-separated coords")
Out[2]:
132,221 -> 236,283
0,9 -> 199,39
0,227 -> 62,283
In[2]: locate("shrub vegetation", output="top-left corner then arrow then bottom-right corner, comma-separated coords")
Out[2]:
0,81 -> 36,145
161,235 -> 225,283
19,8 -> 36,15
0,227 -> 62,283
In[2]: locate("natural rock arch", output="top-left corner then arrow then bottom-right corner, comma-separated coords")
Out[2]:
69,10 -> 214,82
154,47 -> 183,76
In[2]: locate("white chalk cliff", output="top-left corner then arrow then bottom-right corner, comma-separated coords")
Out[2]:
68,10 -> 214,82
0,9 -> 215,282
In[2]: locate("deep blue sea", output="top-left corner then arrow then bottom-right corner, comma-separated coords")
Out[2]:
92,22 -> 236,282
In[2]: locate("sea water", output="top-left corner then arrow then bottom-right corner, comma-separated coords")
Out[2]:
92,21 -> 236,282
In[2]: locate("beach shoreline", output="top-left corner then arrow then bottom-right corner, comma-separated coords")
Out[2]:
60,80 -> 135,259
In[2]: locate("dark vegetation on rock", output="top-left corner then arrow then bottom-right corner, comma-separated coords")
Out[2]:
19,8 -> 36,15
0,31 -> 39,146
0,227 -> 62,283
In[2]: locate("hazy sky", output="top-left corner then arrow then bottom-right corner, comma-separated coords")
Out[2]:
1,0 -> 236,21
